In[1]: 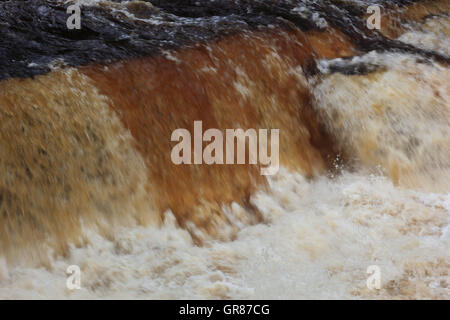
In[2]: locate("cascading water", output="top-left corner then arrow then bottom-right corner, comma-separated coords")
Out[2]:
0,0 -> 448,299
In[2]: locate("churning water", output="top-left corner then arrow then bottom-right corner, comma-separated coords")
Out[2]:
0,0 -> 448,299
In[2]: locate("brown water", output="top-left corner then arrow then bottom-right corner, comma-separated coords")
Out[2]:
0,0 -> 448,299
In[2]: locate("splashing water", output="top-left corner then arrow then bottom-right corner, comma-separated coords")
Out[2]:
0,0 -> 448,299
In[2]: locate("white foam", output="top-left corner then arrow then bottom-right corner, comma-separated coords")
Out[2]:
1,168 -> 448,299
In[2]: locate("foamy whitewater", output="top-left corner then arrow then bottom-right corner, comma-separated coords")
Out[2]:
0,168 -> 448,299
0,0 -> 449,300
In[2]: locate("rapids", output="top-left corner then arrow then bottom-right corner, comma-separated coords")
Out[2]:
0,0 -> 448,299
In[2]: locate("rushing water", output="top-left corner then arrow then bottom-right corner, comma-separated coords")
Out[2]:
0,0 -> 448,299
